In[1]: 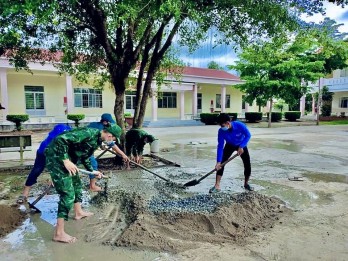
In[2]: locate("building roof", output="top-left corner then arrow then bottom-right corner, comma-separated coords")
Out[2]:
182,67 -> 240,81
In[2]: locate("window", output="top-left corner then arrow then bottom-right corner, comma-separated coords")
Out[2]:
340,97 -> 348,108
74,88 -> 102,108
197,93 -> 202,110
242,95 -> 246,110
216,94 -> 230,108
158,92 -> 177,108
125,91 -> 136,110
25,86 -> 45,115
340,68 -> 348,77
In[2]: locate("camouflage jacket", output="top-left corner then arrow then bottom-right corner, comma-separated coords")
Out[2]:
125,128 -> 148,155
45,127 -> 102,171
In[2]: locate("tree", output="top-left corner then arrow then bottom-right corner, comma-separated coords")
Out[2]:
274,99 -> 286,113
229,35 -> 324,127
207,61 -> 224,70
0,0 -> 346,129
302,19 -> 348,124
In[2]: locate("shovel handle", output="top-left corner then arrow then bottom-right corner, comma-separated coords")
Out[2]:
30,184 -> 53,206
78,169 -> 109,179
197,153 -> 239,183
103,148 -> 171,183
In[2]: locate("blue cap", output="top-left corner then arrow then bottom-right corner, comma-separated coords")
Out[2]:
101,113 -> 115,124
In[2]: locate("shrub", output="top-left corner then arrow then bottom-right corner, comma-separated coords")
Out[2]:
67,114 -> 85,127
200,113 -> 219,125
321,104 -> 331,117
266,112 -> 282,122
124,112 -> 132,117
6,114 -> 29,131
226,112 -> 238,121
245,112 -> 262,123
284,111 -> 301,121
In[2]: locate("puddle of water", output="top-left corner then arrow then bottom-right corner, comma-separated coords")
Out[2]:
251,139 -> 303,152
1,193 -> 169,261
302,172 -> 348,184
253,180 -> 334,209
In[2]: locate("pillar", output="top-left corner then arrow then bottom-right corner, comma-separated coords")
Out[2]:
0,68 -> 9,119
192,84 -> 197,116
65,74 -> 74,114
180,91 -> 185,120
221,85 -> 226,112
151,92 -> 158,121
300,95 -> 306,116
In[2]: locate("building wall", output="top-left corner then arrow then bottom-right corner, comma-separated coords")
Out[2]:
2,67 -> 252,123
70,78 -> 116,117
7,70 -> 66,115
332,91 -> 348,115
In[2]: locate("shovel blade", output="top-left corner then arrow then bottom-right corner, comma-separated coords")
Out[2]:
183,179 -> 200,187
28,203 -> 41,213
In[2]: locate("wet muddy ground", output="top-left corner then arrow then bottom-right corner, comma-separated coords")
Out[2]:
0,124 -> 348,260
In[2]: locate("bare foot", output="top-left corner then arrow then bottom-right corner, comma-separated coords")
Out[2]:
89,185 -> 103,192
74,211 -> 94,220
53,231 -> 77,244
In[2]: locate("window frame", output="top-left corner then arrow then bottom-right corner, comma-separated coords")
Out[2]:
158,92 -> 177,108
74,88 -> 103,108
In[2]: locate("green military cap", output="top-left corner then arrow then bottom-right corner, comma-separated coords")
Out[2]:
105,124 -> 122,138
146,134 -> 156,143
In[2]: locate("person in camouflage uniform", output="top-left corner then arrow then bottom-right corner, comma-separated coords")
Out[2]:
45,124 -> 121,243
125,128 -> 155,169
87,113 -> 128,191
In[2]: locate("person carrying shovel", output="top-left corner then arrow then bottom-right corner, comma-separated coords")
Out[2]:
45,124 -> 121,243
209,113 -> 253,193
87,113 -> 129,191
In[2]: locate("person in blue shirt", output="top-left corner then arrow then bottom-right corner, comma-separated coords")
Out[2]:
17,124 -> 72,203
209,113 -> 253,193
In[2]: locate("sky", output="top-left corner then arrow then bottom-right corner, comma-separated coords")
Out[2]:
179,1 -> 348,71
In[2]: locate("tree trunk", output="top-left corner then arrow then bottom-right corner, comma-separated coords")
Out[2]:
268,98 -> 273,128
109,70 -> 128,129
134,70 -> 155,128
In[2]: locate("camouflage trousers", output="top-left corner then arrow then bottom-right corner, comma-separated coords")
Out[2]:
46,160 -> 83,221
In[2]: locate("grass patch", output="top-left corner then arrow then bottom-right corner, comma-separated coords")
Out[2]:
320,120 -> 348,125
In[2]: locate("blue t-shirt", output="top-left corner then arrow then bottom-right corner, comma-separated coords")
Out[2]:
87,121 -> 104,130
37,124 -> 72,154
216,121 -> 251,162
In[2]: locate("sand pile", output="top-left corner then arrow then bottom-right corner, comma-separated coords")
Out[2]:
0,205 -> 27,238
87,191 -> 289,253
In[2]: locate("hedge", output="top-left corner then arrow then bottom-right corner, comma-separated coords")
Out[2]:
200,113 -> 219,125
226,112 -> 238,121
6,114 -> 29,131
266,112 -> 282,122
284,111 -> 301,121
245,112 -> 262,123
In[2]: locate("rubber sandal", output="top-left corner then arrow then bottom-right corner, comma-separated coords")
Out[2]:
244,184 -> 254,191
209,186 -> 221,194
16,195 -> 27,204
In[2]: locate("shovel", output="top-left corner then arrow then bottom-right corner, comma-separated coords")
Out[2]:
103,148 -> 184,187
29,169 -> 107,213
184,153 -> 239,187
28,184 -> 53,213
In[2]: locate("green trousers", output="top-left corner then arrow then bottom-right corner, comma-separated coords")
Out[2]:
46,161 -> 83,221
